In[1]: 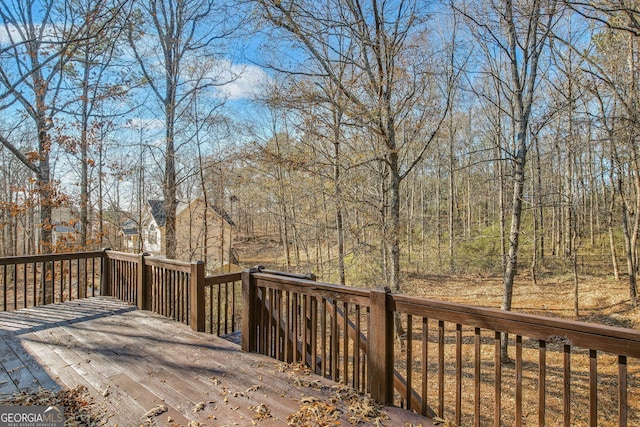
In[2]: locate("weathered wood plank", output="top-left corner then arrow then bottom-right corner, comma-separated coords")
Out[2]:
0,297 -> 435,427
2,336 -> 59,391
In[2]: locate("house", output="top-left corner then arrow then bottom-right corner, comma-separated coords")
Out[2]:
122,198 -> 236,268
119,219 -> 141,251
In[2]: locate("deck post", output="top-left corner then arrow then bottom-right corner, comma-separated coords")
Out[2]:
100,248 -> 112,297
241,266 -> 260,352
369,287 -> 394,405
136,253 -> 151,310
190,261 -> 205,332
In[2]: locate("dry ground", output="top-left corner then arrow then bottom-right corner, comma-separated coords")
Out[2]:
235,235 -> 640,329
234,236 -> 640,426
403,272 -> 640,329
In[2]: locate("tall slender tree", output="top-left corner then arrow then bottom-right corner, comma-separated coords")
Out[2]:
127,0 -> 238,258
0,0 -> 117,252
253,0 -> 452,292
458,0 -> 559,360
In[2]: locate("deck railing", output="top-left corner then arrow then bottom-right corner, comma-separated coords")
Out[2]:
101,250 -> 241,336
2,251 -> 639,425
0,251 -> 103,310
0,250 -> 243,340
204,272 -> 242,336
241,268 -> 640,427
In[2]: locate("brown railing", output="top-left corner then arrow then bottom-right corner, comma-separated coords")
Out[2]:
204,272 -> 242,336
102,250 -> 240,337
242,268 -> 372,392
0,251 -> 103,310
102,250 -> 139,305
0,250 -> 242,339
3,252 -> 638,425
241,269 -> 640,426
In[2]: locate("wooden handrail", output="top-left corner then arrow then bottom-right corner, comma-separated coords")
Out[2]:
391,294 -> 640,358
204,272 -> 242,286
241,269 -> 640,425
0,251 -> 103,265
4,252 -> 638,424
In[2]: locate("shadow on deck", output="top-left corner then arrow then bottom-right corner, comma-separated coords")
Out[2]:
0,297 -> 433,426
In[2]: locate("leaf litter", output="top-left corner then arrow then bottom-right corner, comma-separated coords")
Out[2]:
0,385 -> 108,426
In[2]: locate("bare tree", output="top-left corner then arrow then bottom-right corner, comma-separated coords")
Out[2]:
0,0 -> 123,252
457,0 -> 559,361
127,0 -> 238,258
253,0 -> 452,292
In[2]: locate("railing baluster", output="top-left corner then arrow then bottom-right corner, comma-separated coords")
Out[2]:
270,288 -> 276,358
364,306 -> 369,391
292,292 -> 299,362
494,331 -> 501,427
76,259 -> 87,299
354,304 -> 361,389
276,289 -> 283,361
91,256 -> 96,297
310,296 -> 317,373
59,260 -> 64,301
406,314 -> 413,410
516,335 -> 523,427
285,291 -> 291,363
22,263 -> 27,308
619,355 -> 628,427
69,259 -> 73,300
32,263 -> 36,306
456,323 -> 462,425
216,279 -> 222,335
539,340 -> 546,427
47,262 -> 52,305
336,301 -> 339,382
438,320 -> 445,418
301,294 -> 307,366
342,301 -> 348,385
564,344 -> 571,426
224,281 -> 230,334
14,264 -> 19,308
422,317 -> 429,417
30,262 -> 38,307
589,349 -> 597,427
231,280 -> 237,332
474,327 -> 481,427
2,264 -> 5,311
258,287 -> 267,354
321,296 -> 327,377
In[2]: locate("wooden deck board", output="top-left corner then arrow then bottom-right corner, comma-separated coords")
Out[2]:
0,297 -> 434,426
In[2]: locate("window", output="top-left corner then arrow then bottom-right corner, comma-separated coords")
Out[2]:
148,224 -> 157,245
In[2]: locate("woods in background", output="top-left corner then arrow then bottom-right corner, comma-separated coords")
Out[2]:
1,0 -> 640,308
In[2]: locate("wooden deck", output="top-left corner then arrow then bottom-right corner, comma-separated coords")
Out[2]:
0,297 -> 433,426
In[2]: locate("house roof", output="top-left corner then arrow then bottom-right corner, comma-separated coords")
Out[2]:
210,204 -> 236,226
148,200 -> 167,227
121,219 -> 139,236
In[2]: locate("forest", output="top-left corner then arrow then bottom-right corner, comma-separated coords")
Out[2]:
1,0 -> 640,317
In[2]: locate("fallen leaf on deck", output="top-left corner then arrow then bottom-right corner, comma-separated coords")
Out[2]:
0,385 -> 107,426
142,404 -> 167,419
192,402 -> 206,412
249,403 -> 272,420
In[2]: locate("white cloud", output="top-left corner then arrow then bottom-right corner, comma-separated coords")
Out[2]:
0,24 -> 23,44
218,63 -> 270,100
